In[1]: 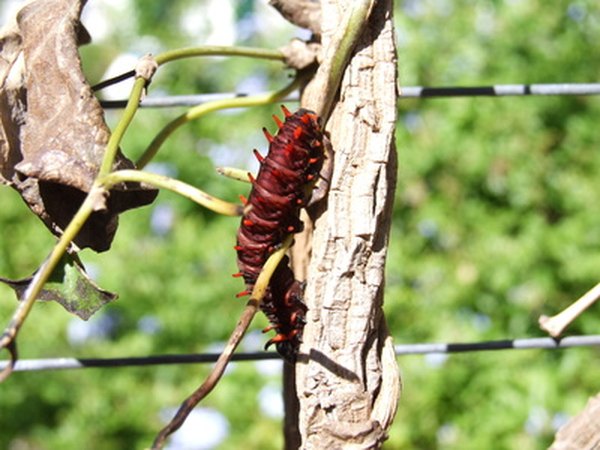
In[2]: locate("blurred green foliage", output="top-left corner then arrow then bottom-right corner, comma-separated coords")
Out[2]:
1,0 -> 600,449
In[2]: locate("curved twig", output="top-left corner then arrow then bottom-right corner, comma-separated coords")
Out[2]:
150,298 -> 260,450
154,46 -> 284,66
539,282 -> 600,337
102,170 -> 243,217
136,75 -> 304,169
92,46 -> 284,92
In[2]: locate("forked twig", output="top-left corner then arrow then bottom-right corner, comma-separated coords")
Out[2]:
151,235 -> 294,449
539,282 -> 600,338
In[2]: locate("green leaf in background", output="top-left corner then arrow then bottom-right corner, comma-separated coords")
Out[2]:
0,254 -> 117,320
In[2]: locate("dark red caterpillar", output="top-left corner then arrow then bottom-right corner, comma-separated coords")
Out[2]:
233,105 -> 324,362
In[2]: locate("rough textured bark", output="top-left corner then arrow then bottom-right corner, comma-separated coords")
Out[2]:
292,0 -> 400,448
549,393 -> 600,450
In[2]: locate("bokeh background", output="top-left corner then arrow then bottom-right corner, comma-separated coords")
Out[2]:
1,0 -> 600,449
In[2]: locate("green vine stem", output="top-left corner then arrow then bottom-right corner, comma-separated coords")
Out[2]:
251,234 -> 294,301
93,46 -> 284,92
305,0 -> 375,123
99,77 -> 147,175
102,170 -> 242,217
0,61 -> 151,379
154,46 -> 284,66
136,75 -> 303,169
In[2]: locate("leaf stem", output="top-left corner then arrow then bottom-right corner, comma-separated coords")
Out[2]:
102,170 -> 242,217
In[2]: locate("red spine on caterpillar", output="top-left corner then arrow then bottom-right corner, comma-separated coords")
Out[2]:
235,106 -> 324,362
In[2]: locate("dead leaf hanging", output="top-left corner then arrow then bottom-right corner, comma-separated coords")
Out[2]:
0,0 -> 157,252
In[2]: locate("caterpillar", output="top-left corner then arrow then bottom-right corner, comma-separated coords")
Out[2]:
234,105 -> 324,362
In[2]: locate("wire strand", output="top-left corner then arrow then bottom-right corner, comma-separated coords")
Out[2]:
2,334 -> 598,373
98,83 -> 600,109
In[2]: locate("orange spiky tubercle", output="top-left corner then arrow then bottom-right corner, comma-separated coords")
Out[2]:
234,106 -> 324,362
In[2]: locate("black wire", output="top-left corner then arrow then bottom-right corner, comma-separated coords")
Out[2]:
3,335 -> 598,373
401,83 -> 600,98
92,70 -> 136,92
96,83 -> 600,109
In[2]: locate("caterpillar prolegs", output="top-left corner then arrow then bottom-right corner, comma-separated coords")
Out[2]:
234,106 -> 324,362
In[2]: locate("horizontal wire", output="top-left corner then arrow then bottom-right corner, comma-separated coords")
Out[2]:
2,334 -> 599,373
400,83 -> 600,98
100,92 -> 252,109
98,83 -> 600,109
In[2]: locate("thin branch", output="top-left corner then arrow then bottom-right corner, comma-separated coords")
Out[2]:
0,56 -> 155,382
0,191 -> 99,381
92,70 -> 136,92
539,282 -> 600,338
99,77 -> 147,175
153,46 -> 284,66
150,299 -> 260,450
151,235 -> 295,449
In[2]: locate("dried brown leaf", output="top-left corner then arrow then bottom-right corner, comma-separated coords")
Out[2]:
269,0 -> 321,36
0,0 -> 157,252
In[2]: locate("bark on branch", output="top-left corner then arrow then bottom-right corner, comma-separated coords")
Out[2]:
293,0 -> 401,448
549,393 -> 600,450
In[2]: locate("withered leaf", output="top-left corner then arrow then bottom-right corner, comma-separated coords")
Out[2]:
0,254 -> 117,320
0,0 -> 157,252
